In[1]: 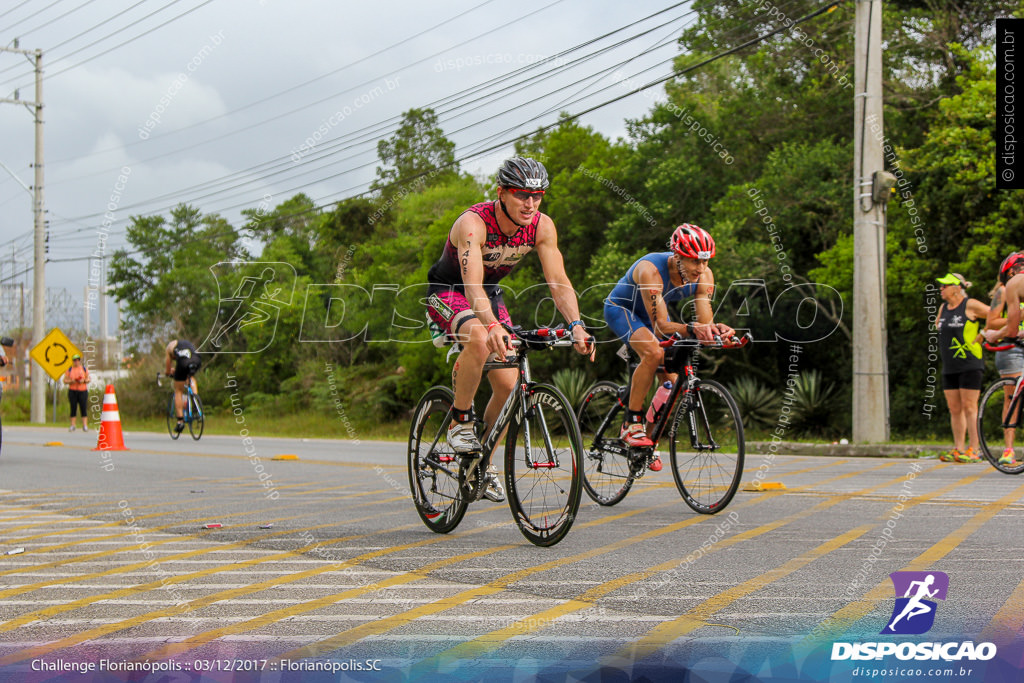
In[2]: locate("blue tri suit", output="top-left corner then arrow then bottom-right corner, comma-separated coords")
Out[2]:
604,252 -> 698,344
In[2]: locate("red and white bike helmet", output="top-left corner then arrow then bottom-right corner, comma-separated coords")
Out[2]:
670,224 -> 716,260
999,251 -> 1024,284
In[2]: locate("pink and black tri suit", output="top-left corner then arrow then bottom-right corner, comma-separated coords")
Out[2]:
426,201 -> 541,338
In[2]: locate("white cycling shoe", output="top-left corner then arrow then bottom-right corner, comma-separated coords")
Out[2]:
482,465 -> 505,503
447,420 -> 482,454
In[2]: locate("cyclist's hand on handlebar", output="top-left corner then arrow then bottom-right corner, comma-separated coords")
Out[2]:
689,322 -> 717,342
983,328 -> 1009,345
570,324 -> 596,361
485,323 -> 513,357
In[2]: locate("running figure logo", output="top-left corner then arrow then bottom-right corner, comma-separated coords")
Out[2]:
881,571 -> 949,635
200,261 -> 296,354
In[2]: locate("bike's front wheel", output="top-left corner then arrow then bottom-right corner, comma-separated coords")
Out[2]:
189,393 -> 205,441
408,386 -> 470,534
505,384 -> 583,547
577,381 -> 634,506
978,378 -> 1024,474
167,393 -> 180,440
669,379 -> 744,514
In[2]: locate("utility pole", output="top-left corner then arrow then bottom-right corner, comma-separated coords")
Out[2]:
852,0 -> 890,442
0,42 -> 46,423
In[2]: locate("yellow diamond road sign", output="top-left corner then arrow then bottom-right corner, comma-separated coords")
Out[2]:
30,327 -> 82,381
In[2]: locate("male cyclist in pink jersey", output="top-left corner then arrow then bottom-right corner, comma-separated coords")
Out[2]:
426,157 -> 594,501
604,224 -> 736,469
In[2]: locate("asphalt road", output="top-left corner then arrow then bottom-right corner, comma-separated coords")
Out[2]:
1,425 -> 1023,682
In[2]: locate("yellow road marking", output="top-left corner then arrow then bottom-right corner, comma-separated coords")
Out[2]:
0,486 -> 413,588
278,461 -> 902,662
6,455 -> 859,664
981,573 -> 1024,644
141,544 -> 519,660
409,465 -> 916,672
800,474 -> 1024,648
615,525 -> 875,663
0,521 -> 509,666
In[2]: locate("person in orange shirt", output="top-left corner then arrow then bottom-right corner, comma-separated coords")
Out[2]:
63,354 -> 91,432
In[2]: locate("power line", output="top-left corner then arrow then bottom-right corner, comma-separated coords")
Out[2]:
47,1 -> 693,227
106,0 -> 842,263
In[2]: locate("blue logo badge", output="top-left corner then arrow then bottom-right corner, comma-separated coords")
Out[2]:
881,571 -> 948,635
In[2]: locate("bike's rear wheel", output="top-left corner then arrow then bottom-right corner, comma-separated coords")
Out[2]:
577,381 -> 635,506
167,394 -> 180,440
505,384 -> 582,547
189,392 -> 204,441
408,387 -> 470,534
669,379 -> 744,514
978,378 -> 1024,474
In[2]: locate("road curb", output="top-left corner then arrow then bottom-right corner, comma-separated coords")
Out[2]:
748,441 -> 945,458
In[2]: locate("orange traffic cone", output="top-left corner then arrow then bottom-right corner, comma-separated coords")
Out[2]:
93,384 -> 128,451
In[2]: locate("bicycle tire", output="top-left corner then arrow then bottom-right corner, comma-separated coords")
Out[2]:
978,378 -> 1024,474
669,379 -> 744,514
189,392 -> 205,441
504,383 -> 583,547
167,393 -> 180,440
408,386 -> 470,534
577,381 -> 635,506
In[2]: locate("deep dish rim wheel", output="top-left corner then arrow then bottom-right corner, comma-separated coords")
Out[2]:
407,386 -> 470,534
505,383 -> 583,547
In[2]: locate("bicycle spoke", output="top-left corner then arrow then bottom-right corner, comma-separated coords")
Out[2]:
979,378 -> 1024,474
506,385 -> 582,547
408,387 -> 469,533
670,380 -> 744,514
577,381 -> 634,506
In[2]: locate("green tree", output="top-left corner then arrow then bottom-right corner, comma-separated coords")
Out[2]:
109,204 -> 244,343
372,108 -> 457,196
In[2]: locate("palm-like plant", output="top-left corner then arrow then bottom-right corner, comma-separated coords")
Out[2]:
729,376 -> 781,431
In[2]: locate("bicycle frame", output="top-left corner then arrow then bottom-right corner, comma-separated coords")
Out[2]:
1001,374 -> 1024,430
444,346 -> 559,473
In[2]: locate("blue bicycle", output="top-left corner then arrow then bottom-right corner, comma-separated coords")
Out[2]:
157,372 -> 204,440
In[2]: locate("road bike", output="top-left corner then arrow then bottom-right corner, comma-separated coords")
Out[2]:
408,326 -> 588,547
978,339 -> 1024,474
157,372 -> 204,441
0,336 -> 12,457
577,334 -> 750,513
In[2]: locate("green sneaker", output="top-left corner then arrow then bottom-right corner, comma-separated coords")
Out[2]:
998,448 -> 1018,467
939,449 -> 960,463
954,448 -> 982,463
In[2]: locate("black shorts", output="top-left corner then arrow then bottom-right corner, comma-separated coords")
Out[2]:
173,361 -> 200,382
68,389 -> 88,417
942,369 -> 984,391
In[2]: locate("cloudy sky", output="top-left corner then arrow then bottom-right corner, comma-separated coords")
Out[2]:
0,0 -> 695,334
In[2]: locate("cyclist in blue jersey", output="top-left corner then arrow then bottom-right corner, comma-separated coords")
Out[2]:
604,224 -> 736,468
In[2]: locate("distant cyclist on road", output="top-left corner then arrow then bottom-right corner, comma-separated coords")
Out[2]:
165,339 -> 202,434
425,157 -> 595,502
604,224 -> 736,470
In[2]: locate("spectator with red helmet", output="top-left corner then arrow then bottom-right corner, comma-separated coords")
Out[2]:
603,224 -> 736,466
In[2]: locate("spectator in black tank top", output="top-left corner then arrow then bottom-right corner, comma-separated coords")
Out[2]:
933,273 -> 989,463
